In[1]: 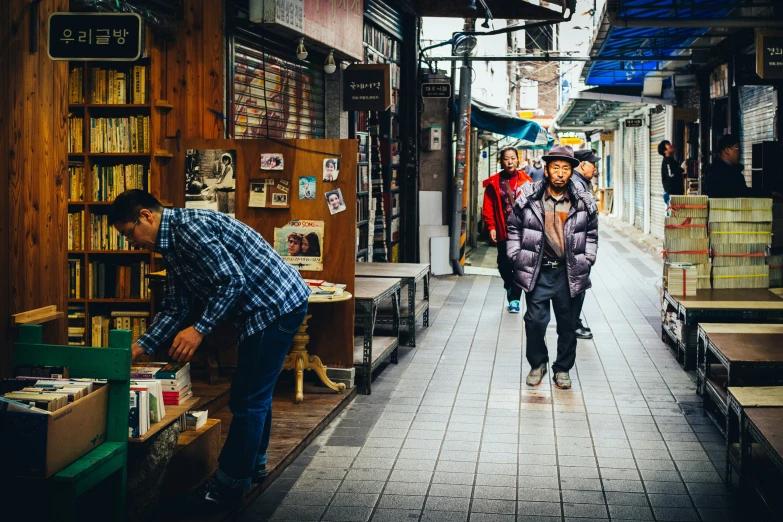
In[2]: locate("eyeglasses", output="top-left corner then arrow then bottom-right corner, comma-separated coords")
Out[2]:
123,218 -> 140,243
730,146 -> 741,151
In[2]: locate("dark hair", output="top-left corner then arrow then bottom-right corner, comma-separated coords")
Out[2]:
325,159 -> 337,169
498,146 -> 518,162
326,190 -> 341,201
717,134 -> 739,153
109,190 -> 163,226
657,140 -> 671,156
304,232 -> 321,256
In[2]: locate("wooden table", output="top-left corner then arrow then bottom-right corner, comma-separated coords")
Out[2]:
698,324 -> 783,433
726,387 -> 783,516
354,277 -> 401,395
280,293 -> 352,403
355,263 -> 430,347
662,289 -> 783,370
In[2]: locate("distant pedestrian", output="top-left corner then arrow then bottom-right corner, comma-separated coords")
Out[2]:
528,158 -> 545,183
658,140 -> 686,214
572,148 -> 601,341
482,146 -> 533,313
506,145 -> 598,390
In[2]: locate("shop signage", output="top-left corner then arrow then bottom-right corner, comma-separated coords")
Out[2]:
421,83 -> 452,98
624,118 -> 643,128
304,0 -> 364,61
756,30 -> 783,80
343,64 -> 391,111
249,0 -> 304,33
48,13 -> 143,61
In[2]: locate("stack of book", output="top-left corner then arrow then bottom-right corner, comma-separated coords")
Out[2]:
666,263 -> 697,297
1,375 -> 97,413
664,196 -> 710,292
767,254 -> 782,288
183,410 -> 208,431
709,198 -> 772,289
130,362 -> 192,406
306,279 -> 347,299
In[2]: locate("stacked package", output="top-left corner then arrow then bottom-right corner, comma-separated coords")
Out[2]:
767,255 -> 783,288
664,196 -> 710,293
667,263 -> 698,297
709,198 -> 772,289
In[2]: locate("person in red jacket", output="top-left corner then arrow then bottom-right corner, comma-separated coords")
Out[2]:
482,146 -> 533,313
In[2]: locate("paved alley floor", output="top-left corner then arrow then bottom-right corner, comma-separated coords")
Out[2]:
242,220 -> 748,522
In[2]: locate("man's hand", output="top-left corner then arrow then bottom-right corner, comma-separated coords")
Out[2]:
169,326 -> 205,363
131,344 -> 146,362
489,229 -> 497,243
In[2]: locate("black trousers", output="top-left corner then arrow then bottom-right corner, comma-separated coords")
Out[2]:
524,266 -> 579,373
497,240 -> 522,301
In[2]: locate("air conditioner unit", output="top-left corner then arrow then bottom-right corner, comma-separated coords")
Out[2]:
672,74 -> 698,89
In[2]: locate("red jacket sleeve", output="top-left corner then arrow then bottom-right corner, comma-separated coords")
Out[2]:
482,185 -> 496,231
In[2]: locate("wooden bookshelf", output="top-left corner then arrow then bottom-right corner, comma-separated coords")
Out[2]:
66,49 -> 164,348
355,132 -> 371,262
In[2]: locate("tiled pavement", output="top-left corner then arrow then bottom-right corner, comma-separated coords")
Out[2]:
242,220 -> 754,522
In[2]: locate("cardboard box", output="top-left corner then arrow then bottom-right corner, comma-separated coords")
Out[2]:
0,384 -> 108,478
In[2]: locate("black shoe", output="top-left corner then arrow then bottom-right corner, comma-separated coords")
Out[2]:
252,464 -> 268,484
185,476 -> 244,510
575,320 -> 591,333
575,327 -> 593,340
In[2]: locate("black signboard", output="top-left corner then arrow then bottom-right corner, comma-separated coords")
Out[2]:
624,118 -> 643,128
48,13 -> 143,61
343,64 -> 391,112
421,82 -> 452,98
756,30 -> 783,80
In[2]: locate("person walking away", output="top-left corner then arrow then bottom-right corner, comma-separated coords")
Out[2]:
529,158 -> 545,183
110,190 -> 311,510
506,145 -> 598,390
482,146 -> 533,313
658,140 -> 686,214
571,149 -> 601,340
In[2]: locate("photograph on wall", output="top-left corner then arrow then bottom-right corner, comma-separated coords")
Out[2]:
299,176 -> 316,200
271,193 -> 289,206
248,182 -> 266,208
325,188 -> 347,215
273,220 -> 324,271
323,158 -> 340,181
185,149 -> 237,216
260,153 -> 284,170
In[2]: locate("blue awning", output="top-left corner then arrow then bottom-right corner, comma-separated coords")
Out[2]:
468,100 -> 554,149
585,0 -> 736,86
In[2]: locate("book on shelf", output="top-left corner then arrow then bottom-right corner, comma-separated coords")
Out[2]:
89,214 -> 147,250
129,389 -> 149,438
68,259 -> 83,298
69,162 -> 85,200
131,379 -> 165,423
68,114 -> 83,153
130,362 -> 191,381
364,24 -> 400,61
68,211 -> 85,250
90,65 -> 148,105
91,163 -> 147,201
164,389 -> 193,406
12,365 -> 70,379
89,115 -> 150,153
162,382 -> 192,402
88,261 -> 150,299
185,410 -> 208,431
69,66 -> 84,104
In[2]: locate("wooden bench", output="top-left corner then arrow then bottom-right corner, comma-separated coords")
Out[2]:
9,324 -> 131,519
697,324 -> 783,435
354,277 -> 401,395
726,387 -> 783,518
356,263 -> 430,347
662,288 -> 783,370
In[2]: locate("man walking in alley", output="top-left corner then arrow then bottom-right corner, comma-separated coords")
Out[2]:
482,146 -> 533,313
572,149 -> 601,340
110,190 -> 310,510
658,140 -> 686,212
506,145 -> 598,390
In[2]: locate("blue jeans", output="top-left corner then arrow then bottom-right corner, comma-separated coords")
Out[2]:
216,304 -> 307,488
663,192 -> 671,216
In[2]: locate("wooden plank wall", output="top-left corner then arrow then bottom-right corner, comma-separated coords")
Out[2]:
176,139 -> 358,367
0,0 -> 70,376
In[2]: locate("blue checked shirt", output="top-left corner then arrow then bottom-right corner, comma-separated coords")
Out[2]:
135,208 -> 310,354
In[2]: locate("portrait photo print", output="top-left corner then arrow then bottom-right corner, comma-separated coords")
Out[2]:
185,148 -> 237,215
324,188 -> 346,215
260,153 -> 284,170
322,158 -> 340,181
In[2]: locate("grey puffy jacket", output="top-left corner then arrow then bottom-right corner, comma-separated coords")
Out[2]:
506,180 -> 598,297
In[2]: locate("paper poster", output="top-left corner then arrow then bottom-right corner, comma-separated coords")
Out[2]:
185,149 -> 237,216
271,193 -> 289,206
323,158 -> 340,181
273,220 -> 324,271
260,153 -> 284,170
299,176 -> 316,200
325,188 -> 346,215
249,183 -> 266,208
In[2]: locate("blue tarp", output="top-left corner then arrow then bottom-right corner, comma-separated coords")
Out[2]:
468,100 -> 555,149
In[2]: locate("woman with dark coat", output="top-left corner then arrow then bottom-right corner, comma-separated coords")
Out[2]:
506,145 -> 598,390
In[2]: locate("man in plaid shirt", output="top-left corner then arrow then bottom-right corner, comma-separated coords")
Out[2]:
111,190 -> 310,509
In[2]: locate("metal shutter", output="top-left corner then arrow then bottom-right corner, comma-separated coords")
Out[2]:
365,0 -> 404,40
649,111 -> 666,238
740,85 -> 776,187
622,129 -> 633,222
232,30 -> 326,139
633,126 -> 645,229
